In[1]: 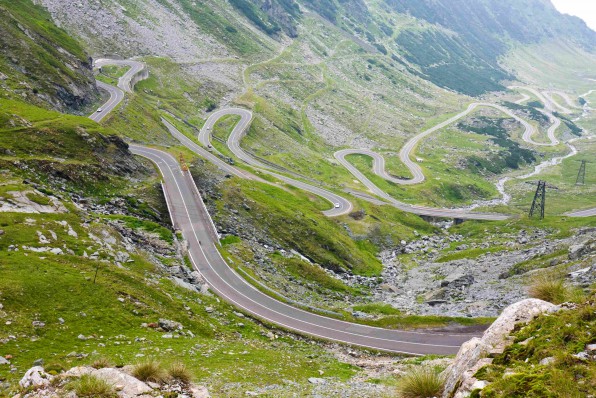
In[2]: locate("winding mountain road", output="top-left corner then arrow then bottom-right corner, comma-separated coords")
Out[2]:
198,106 -> 511,220
334,101 -> 557,194
196,108 -> 352,217
125,144 -> 480,355
89,59 -> 146,122
94,59 -> 146,94
88,58 -> 594,353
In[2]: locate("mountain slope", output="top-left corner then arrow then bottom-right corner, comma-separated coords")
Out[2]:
0,0 -> 98,113
386,0 -> 596,95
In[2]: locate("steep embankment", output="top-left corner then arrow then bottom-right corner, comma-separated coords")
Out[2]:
0,0 -> 98,113
0,11 -> 369,398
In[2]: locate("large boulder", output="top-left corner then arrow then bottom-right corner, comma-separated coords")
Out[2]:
158,318 -> 183,331
442,299 -> 558,398
63,366 -> 152,397
19,366 -> 53,389
189,384 -> 211,398
93,368 -> 153,397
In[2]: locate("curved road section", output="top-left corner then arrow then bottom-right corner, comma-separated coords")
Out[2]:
89,59 -> 146,122
335,101 -> 554,189
88,59 -> 594,354
200,107 -> 510,220
197,108 -> 353,217
94,59 -> 147,93
128,144 -> 478,355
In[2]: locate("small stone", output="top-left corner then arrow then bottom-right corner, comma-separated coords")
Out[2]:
586,344 -> 596,352
162,334 -> 173,339
573,351 -> 590,361
33,359 -> 44,366
158,319 -> 183,331
308,377 -> 326,384
0,357 -> 9,365
117,298 -> 125,303
32,321 -> 45,328
78,334 -> 87,340
58,318 -> 65,324
539,357 -> 555,365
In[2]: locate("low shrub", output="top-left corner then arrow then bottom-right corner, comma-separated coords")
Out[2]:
91,357 -> 112,369
396,367 -> 445,398
67,374 -> 117,398
167,362 -> 192,384
132,360 -> 167,384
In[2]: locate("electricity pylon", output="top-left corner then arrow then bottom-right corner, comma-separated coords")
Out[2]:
527,180 -> 558,220
576,160 -> 586,185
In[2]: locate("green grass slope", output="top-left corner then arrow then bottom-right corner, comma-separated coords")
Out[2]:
474,293 -> 596,397
0,0 -> 98,113
0,99 -> 361,396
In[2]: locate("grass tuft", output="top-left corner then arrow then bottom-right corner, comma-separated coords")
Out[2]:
91,357 -> 112,369
167,362 -> 193,384
528,274 -> 573,304
132,360 -> 167,384
67,374 -> 117,398
396,367 -> 445,398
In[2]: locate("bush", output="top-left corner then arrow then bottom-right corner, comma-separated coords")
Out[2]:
91,357 -> 112,369
528,275 -> 569,304
132,360 -> 167,384
167,362 -> 192,384
396,367 -> 445,398
67,375 -> 117,398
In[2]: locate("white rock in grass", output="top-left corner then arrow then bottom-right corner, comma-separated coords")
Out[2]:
19,366 -> 52,389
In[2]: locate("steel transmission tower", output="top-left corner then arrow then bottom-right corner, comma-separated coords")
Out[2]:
529,181 -> 546,219
576,160 -> 586,185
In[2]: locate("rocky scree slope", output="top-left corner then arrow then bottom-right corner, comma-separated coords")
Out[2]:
35,0 -> 596,97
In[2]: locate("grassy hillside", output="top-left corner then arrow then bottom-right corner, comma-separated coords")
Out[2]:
0,0 -> 98,113
385,0 -> 596,95
0,99 -> 367,396
474,293 -> 596,397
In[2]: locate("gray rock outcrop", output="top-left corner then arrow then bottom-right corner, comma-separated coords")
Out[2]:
18,365 -> 210,398
442,299 -> 558,398
19,366 -> 52,389
65,366 -> 153,397
568,238 -> 596,260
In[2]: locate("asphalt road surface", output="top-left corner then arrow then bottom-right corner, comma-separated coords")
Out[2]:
567,207 -> 596,217
94,59 -> 146,93
89,81 -> 123,122
89,59 -> 146,121
87,58 -> 594,354
197,108 -> 353,217
128,144 -> 481,355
